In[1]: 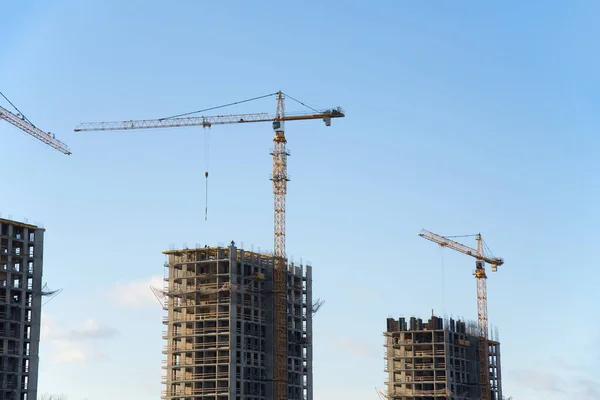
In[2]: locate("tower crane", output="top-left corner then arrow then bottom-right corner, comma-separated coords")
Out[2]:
0,92 -> 71,154
418,229 -> 504,400
74,91 -> 344,400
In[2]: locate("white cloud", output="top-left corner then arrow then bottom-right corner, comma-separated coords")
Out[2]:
41,314 -> 117,364
55,344 -> 86,364
109,275 -> 164,309
513,367 -> 600,399
576,379 -> 600,400
512,369 -> 567,394
331,337 -> 379,359
552,357 -> 587,371
40,313 -> 53,341
67,319 -> 119,340
316,387 -> 379,400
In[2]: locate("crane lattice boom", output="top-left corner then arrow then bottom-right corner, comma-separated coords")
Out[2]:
1,105 -> 71,154
419,229 -> 504,269
74,109 -> 344,132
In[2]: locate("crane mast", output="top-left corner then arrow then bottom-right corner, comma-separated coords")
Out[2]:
271,92 -> 288,400
474,235 -> 488,338
1,105 -> 71,155
419,229 -> 504,400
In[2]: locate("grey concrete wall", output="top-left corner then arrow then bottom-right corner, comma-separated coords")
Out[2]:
0,221 -> 43,400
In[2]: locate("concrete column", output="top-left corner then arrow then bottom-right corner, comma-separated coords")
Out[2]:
444,330 -> 453,397
495,343 -> 502,400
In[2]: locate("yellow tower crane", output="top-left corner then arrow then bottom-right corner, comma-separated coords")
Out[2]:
1,91 -> 71,154
74,91 -> 345,400
418,229 -> 504,400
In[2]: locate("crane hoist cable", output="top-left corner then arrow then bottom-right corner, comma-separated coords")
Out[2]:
161,92 -> 279,120
440,246 -> 446,316
161,91 -> 320,120
162,92 -> 277,222
204,127 -> 210,221
282,92 -> 321,113
158,92 -> 326,222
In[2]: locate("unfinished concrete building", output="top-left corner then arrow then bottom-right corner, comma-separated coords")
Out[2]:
161,242 -> 312,400
384,315 -> 502,400
0,219 -> 44,400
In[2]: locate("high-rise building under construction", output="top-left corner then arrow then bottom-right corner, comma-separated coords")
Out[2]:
0,218 -> 44,400
384,315 -> 502,400
161,243 -> 313,400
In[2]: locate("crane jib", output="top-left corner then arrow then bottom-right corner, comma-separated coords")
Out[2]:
74,110 -> 345,132
0,105 -> 71,155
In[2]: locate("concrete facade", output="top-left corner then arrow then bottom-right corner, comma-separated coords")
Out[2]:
161,243 -> 313,400
384,315 -> 502,400
0,219 -> 44,400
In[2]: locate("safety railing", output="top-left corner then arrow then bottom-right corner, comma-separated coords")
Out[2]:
191,387 -> 229,395
162,355 -> 229,366
414,349 -> 445,357
162,371 -> 229,383
391,388 -> 447,396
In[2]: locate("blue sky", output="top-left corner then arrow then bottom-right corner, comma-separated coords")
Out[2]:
2,1 -> 600,399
